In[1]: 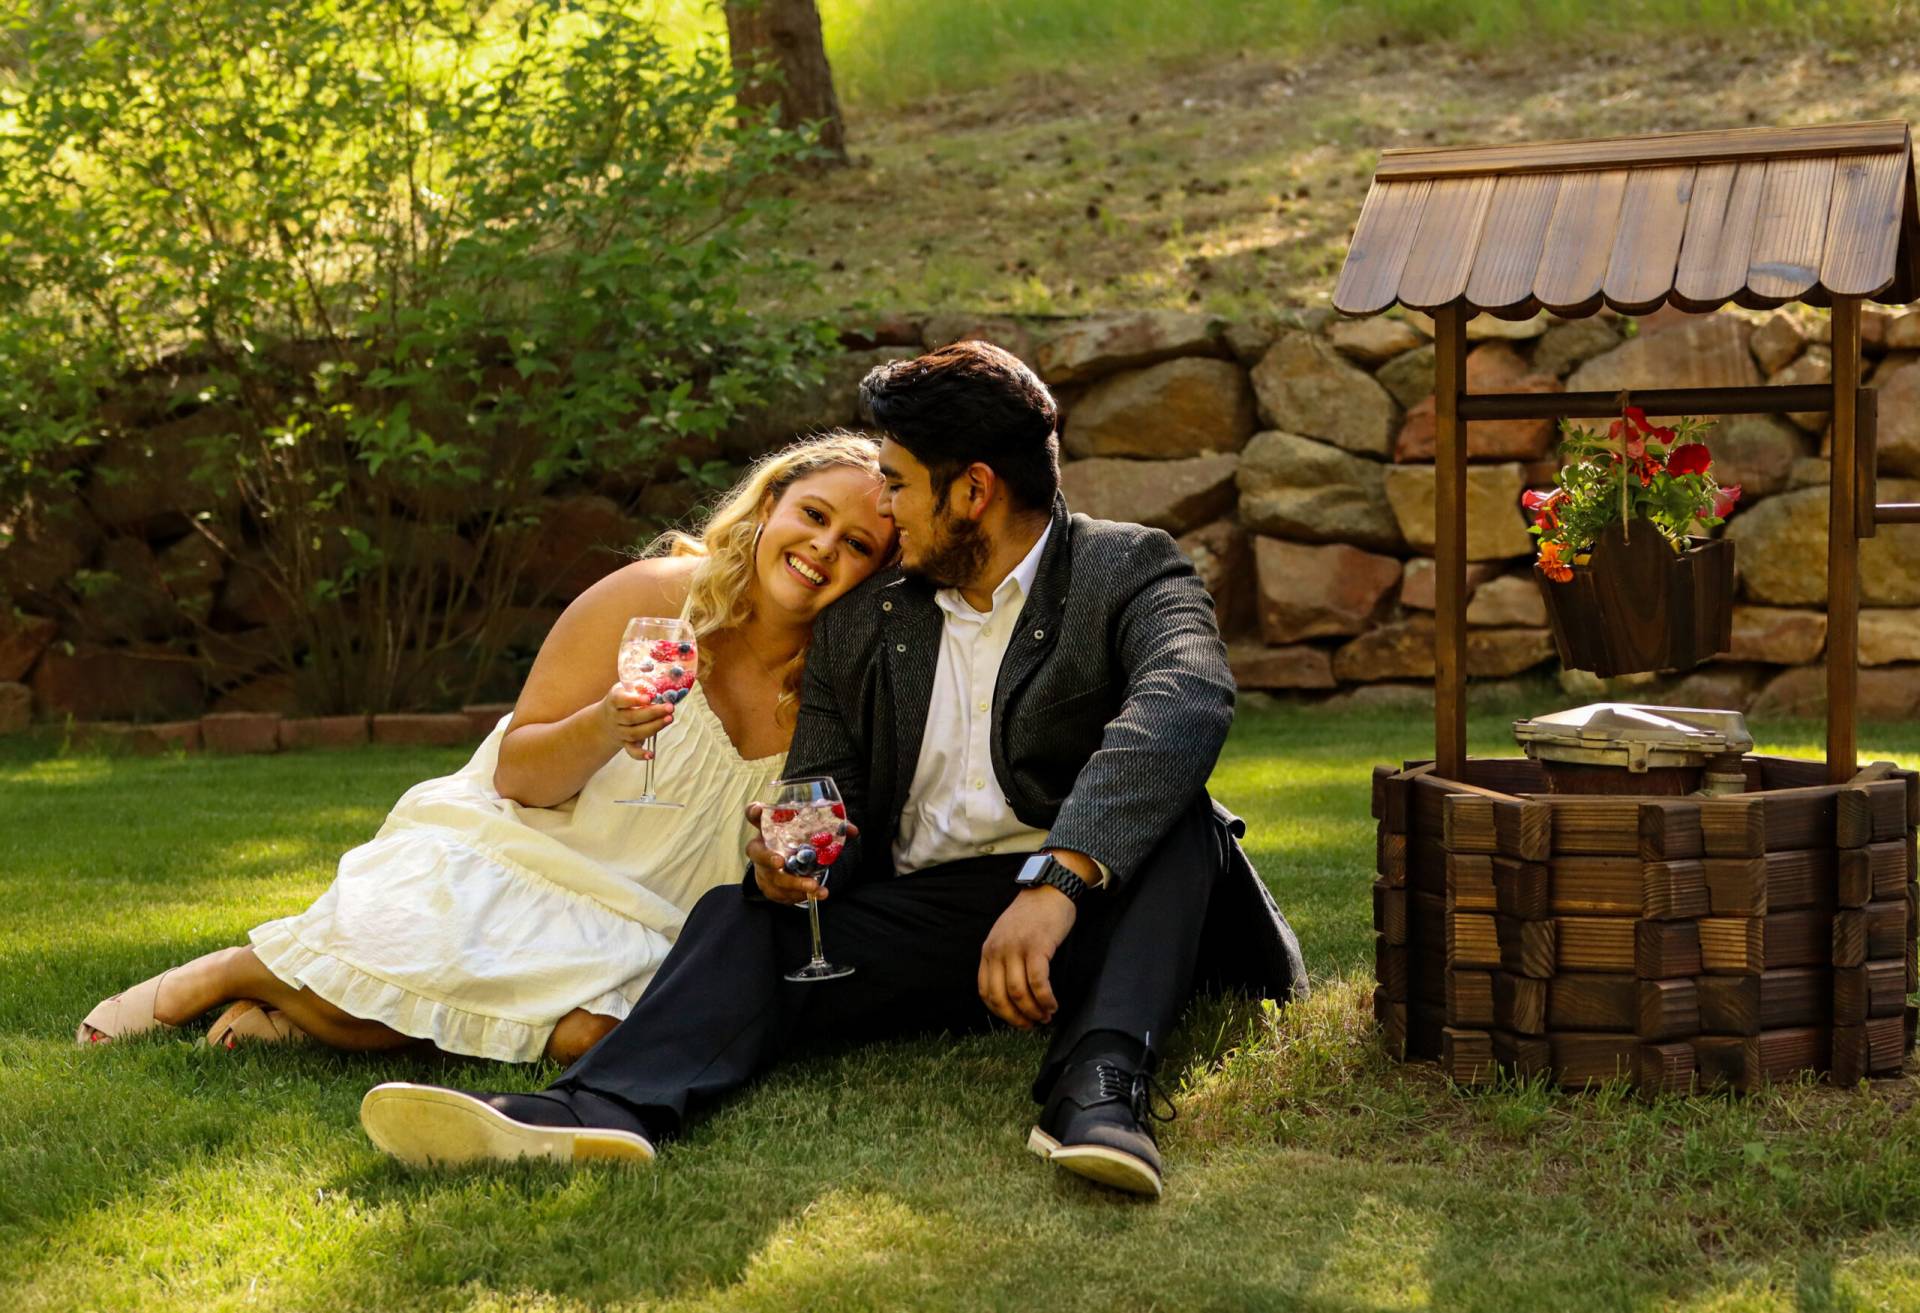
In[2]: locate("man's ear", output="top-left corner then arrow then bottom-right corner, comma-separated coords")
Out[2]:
961,462 -> 997,520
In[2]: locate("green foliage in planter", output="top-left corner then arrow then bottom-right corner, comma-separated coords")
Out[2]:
1524,407 -> 1741,583
0,0 -> 835,711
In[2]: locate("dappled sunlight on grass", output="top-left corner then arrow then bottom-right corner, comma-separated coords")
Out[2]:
9,709 -> 1920,1309
0,754 -> 119,788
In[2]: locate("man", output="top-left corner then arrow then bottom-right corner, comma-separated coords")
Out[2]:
360,340 -> 1305,1198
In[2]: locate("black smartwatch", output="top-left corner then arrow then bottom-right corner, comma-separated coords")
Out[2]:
1015,853 -> 1089,903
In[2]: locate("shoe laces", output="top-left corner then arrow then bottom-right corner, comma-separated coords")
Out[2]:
1092,1062 -> 1177,1126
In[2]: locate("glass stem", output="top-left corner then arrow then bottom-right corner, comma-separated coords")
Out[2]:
643,738 -> 659,798
806,896 -> 827,964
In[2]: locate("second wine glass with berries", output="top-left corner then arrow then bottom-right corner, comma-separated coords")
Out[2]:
615,616 -> 698,807
760,775 -> 854,982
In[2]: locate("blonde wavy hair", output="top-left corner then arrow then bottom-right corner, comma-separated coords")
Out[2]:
648,429 -> 889,712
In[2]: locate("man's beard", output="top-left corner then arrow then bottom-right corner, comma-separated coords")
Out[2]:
903,504 -> 990,590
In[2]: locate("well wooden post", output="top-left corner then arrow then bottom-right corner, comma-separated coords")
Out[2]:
1434,304 -> 1469,778
1828,297 -> 1862,782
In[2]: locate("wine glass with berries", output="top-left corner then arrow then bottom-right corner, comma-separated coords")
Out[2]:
761,775 -> 854,982
615,616 -> 699,808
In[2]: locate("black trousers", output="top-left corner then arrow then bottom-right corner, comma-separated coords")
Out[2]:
551,799 -> 1232,1138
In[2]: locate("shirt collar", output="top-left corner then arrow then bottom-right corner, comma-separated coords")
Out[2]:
935,521 -> 1052,620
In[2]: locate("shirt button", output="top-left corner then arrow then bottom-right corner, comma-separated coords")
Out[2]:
973,778 -> 985,789
977,701 -> 988,713
982,627 -> 992,638
982,844 -> 996,854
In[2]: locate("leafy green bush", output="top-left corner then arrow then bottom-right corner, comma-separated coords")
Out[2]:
0,0 -> 833,712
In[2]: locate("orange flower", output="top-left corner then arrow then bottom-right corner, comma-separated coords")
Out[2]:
1536,540 -> 1573,584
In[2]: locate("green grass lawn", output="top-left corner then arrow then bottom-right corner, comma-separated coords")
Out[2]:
5,704 -> 1920,1311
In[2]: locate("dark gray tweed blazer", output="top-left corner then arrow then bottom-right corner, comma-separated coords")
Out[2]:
771,496 -> 1306,1003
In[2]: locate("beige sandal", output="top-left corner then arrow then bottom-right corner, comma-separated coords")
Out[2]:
208,1001 -> 311,1049
76,969 -> 179,1045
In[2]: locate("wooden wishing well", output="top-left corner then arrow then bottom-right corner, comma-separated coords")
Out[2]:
1335,121 -> 1920,1092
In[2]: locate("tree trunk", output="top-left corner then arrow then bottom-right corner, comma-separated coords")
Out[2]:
723,0 -> 848,167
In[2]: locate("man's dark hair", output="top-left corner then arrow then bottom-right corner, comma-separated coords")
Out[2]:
858,340 -> 1060,512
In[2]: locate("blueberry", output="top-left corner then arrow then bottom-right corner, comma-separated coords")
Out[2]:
783,856 -> 804,875
677,642 -> 692,656
668,688 -> 686,704
794,846 -> 817,868
668,665 -> 685,680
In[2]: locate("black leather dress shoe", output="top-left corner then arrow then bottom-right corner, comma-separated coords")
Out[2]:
1027,1060 -> 1175,1199
360,1083 -> 655,1169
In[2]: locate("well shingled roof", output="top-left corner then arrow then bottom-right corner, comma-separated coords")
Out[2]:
1333,120 -> 1920,320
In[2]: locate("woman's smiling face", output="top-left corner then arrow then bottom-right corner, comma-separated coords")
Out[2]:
754,466 -> 895,617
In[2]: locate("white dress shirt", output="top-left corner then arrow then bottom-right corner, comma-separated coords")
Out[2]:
892,524 -> 1054,875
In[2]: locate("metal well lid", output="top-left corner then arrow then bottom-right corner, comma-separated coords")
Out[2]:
1512,702 -> 1754,772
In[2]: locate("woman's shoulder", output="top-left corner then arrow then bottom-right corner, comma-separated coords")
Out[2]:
571,554 -> 699,621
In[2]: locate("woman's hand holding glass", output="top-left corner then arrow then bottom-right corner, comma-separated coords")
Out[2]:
599,681 -> 675,762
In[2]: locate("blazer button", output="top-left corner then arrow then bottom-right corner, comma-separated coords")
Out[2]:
1033,629 -> 1045,640
882,601 -> 892,611
896,644 -> 907,653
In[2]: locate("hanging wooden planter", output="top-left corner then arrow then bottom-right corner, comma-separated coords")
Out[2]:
1536,519 -> 1735,678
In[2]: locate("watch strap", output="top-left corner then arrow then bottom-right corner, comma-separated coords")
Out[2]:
1018,854 -> 1087,902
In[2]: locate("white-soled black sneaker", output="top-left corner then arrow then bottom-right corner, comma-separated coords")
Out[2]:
360,1083 -> 655,1169
1028,1060 -> 1174,1199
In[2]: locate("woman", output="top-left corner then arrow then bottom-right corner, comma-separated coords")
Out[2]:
77,431 -> 894,1064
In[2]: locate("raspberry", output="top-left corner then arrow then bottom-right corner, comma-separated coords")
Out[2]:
626,675 -> 660,704
770,808 -> 798,824
651,639 -> 680,661
816,841 -> 843,866
808,829 -> 834,848
830,803 -> 846,819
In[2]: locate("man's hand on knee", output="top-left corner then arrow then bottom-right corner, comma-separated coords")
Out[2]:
977,887 -> 1077,1029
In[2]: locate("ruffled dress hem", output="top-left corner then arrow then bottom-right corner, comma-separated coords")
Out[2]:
248,918 -> 636,1064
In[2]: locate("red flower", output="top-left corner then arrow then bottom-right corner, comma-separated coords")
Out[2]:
1623,406 -> 1649,433
1712,483 -> 1743,519
1521,487 -> 1567,531
1667,443 -> 1712,477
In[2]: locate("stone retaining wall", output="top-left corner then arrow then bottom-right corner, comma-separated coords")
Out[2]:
6,302 -> 1920,731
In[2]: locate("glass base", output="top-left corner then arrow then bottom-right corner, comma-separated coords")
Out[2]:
615,795 -> 684,809
785,959 -> 855,983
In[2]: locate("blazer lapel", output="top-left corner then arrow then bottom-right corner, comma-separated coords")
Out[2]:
881,575 -> 943,826
992,497 -> 1073,724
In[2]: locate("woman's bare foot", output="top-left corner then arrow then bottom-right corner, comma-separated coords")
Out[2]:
150,946 -> 256,1027
545,1010 -> 620,1065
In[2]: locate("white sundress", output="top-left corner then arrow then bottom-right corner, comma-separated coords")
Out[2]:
249,682 -> 785,1062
